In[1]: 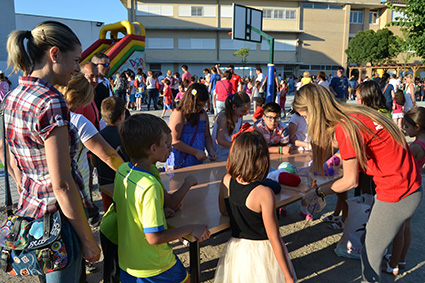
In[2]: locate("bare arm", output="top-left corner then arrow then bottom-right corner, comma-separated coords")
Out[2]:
218,174 -> 231,216
83,133 -> 124,171
215,114 -> 232,149
288,122 -> 310,149
409,84 -> 416,106
163,175 -> 197,211
329,86 -> 338,97
409,143 -> 425,162
203,112 -> 217,160
45,126 -> 100,262
145,224 -> 210,245
320,157 -> 359,195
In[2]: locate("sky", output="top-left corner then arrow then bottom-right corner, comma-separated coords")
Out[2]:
14,0 -> 128,24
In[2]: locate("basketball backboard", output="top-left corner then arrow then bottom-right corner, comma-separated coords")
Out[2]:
232,3 -> 262,43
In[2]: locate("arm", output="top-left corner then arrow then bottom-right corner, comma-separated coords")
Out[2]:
45,126 -> 100,262
329,85 -> 338,97
258,186 -> 295,282
169,110 -> 207,161
268,145 -> 291,155
203,112 -> 217,160
215,114 -> 232,149
391,89 -> 395,100
218,174 -> 231,216
409,143 -> 425,162
409,84 -> 416,106
145,223 -> 210,245
288,122 -> 311,149
83,133 -> 124,171
163,175 -> 197,211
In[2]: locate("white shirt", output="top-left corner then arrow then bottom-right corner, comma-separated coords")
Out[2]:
256,73 -> 265,83
389,78 -> 400,91
71,112 -> 98,197
318,80 -> 330,89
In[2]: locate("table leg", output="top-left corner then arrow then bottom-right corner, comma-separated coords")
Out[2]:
189,241 -> 200,283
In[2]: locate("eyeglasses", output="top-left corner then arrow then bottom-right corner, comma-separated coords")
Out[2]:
95,63 -> 110,67
264,115 -> 280,122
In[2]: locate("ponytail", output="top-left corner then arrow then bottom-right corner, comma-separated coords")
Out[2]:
7,21 -> 81,75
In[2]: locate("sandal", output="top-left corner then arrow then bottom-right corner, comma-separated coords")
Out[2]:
321,214 -> 341,223
382,261 -> 399,276
384,254 -> 407,269
329,219 -> 344,230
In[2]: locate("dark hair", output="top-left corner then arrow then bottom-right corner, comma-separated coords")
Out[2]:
256,67 -> 262,73
177,83 -> 209,126
7,21 -> 81,75
163,78 -> 170,85
119,114 -> 171,161
338,66 -> 344,71
101,96 -> 125,125
405,107 -> 425,131
223,71 -> 232,80
356,81 -> 387,111
263,102 -> 281,115
256,96 -> 265,107
394,90 -> 406,106
318,71 -> 326,81
224,92 -> 251,135
380,73 -> 390,89
182,64 -> 188,71
203,68 -> 210,73
211,66 -> 217,73
228,64 -> 234,69
228,131 -> 270,183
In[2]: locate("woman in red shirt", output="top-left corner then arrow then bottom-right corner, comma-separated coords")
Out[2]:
213,71 -> 232,117
295,84 -> 422,282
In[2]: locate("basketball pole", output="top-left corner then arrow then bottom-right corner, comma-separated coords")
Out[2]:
251,26 -> 275,103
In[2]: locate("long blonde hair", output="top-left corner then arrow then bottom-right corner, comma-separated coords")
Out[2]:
57,72 -> 93,111
293,84 -> 405,172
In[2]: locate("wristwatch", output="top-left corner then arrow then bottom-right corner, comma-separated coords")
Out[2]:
315,187 -> 326,200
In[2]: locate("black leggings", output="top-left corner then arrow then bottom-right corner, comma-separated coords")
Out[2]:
147,88 -> 158,110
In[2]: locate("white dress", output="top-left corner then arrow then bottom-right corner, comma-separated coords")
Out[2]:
211,111 -> 242,161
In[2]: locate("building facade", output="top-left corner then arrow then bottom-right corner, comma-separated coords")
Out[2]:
119,0 -> 416,78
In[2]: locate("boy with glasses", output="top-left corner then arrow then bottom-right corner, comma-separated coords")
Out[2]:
253,102 -> 291,155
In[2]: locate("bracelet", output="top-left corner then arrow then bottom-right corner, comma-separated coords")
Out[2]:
315,187 -> 326,200
279,146 -> 282,155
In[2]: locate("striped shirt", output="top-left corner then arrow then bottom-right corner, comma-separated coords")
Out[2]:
4,76 -> 89,219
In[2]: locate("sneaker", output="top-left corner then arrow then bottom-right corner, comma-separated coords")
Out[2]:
85,262 -> 99,274
88,213 -> 101,228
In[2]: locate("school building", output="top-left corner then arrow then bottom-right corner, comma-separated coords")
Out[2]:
119,0 -> 419,78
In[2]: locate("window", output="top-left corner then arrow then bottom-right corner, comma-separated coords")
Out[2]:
220,6 -> 232,18
261,40 -> 296,51
178,38 -> 216,50
262,8 -> 296,20
220,39 -> 257,50
179,5 -> 215,17
392,10 -> 407,21
146,38 -> 174,50
191,6 -> 203,17
350,11 -> 363,24
137,5 -> 173,16
369,11 -> 378,24
302,3 -> 342,10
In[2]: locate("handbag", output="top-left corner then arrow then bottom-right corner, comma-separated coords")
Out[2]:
0,93 -> 69,276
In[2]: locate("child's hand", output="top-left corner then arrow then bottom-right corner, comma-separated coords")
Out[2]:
184,175 -> 198,188
208,151 -> 218,161
164,207 -> 175,218
190,225 -> 210,242
195,149 -> 208,161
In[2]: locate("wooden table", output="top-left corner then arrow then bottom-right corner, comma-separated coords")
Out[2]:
100,152 -> 342,283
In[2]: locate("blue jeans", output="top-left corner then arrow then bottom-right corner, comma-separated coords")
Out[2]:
45,219 -> 83,283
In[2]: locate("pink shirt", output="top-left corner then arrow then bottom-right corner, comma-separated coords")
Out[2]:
215,80 -> 233,101
182,71 -> 192,82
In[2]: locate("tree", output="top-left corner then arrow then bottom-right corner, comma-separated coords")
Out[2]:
387,0 -> 425,62
345,28 -> 400,65
233,47 -> 250,76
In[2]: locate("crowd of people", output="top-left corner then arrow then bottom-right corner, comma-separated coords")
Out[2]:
1,20 -> 424,283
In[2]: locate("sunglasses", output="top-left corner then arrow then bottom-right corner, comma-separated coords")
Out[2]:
95,63 -> 110,67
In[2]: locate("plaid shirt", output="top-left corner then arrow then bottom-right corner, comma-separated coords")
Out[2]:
253,118 -> 289,146
4,76 -> 89,219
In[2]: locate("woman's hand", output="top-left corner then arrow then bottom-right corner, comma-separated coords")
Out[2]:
82,237 -> 101,263
195,149 -> 208,161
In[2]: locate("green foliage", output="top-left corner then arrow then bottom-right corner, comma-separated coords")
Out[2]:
387,0 -> 425,62
345,28 -> 400,65
233,47 -> 250,67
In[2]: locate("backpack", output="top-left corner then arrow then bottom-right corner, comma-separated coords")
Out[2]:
134,77 -> 140,88
156,79 -> 164,92
116,77 -> 127,91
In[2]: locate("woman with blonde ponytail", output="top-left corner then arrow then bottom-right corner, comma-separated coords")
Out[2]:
3,21 -> 101,282
295,84 -> 422,282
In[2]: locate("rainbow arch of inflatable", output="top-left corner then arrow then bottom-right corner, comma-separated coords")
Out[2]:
80,21 -> 146,77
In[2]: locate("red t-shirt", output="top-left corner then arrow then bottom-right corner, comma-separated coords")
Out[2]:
230,74 -> 241,93
215,80 -> 233,101
335,113 -> 421,202
74,100 -> 100,130
182,71 -> 192,82
163,86 -> 172,105
253,106 -> 264,120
